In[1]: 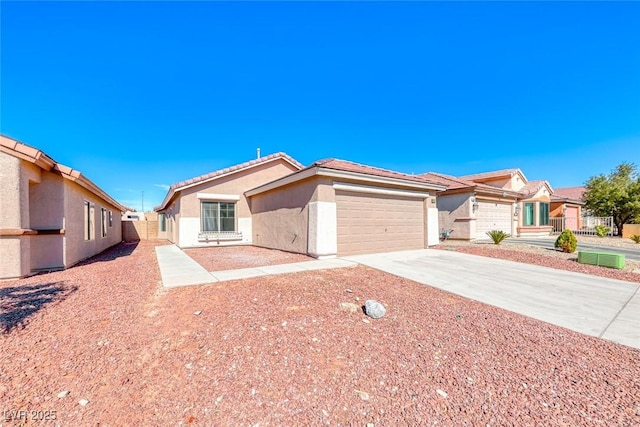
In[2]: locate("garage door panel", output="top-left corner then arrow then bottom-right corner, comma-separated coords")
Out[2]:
476,201 -> 512,239
336,191 -> 425,256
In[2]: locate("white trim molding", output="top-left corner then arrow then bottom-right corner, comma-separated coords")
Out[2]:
332,182 -> 431,199
197,193 -> 241,201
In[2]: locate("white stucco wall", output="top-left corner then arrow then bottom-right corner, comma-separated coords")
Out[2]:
427,207 -> 440,246
308,201 -> 337,258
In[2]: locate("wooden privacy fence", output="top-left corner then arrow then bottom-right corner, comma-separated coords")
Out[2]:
622,223 -> 640,238
550,216 -> 614,236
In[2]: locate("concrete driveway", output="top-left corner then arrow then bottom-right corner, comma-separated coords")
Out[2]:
343,249 -> 640,350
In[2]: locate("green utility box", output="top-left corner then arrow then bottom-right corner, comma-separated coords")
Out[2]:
578,251 -> 625,269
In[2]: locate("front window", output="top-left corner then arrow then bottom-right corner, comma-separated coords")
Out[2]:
159,213 -> 167,232
539,202 -> 549,226
201,202 -> 236,232
523,202 -> 534,226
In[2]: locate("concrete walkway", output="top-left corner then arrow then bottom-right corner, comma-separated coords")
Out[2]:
155,245 -> 357,288
344,249 -> 640,350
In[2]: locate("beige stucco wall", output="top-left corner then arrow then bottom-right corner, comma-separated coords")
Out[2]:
63,179 -> 123,268
436,192 -> 474,240
250,177 -> 320,254
167,159 -> 298,248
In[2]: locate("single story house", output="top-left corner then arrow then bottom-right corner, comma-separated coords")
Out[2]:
421,172 -> 520,240
156,155 -> 445,257
154,152 -> 304,248
550,186 -> 585,231
460,169 -> 554,238
422,168 -> 554,240
0,135 -> 128,279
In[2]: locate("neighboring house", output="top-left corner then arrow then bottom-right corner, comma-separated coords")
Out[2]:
422,168 -> 554,240
550,186 -> 585,231
460,169 -> 554,238
0,135 -> 128,279
122,211 -> 145,221
155,156 -> 445,257
154,152 -> 304,248
421,172 -> 520,240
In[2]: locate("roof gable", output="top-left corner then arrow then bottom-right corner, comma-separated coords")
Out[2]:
155,152 -> 303,211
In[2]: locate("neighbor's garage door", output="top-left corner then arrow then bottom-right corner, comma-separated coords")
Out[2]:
565,206 -> 579,231
336,191 -> 425,256
475,201 -> 512,239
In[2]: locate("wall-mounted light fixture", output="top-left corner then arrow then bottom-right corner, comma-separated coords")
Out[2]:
472,200 -> 479,213
514,204 -> 520,217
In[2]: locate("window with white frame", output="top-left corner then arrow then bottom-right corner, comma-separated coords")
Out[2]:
201,202 -> 236,232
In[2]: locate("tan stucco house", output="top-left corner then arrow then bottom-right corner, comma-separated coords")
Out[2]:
422,168 -> 554,240
156,155 -> 445,257
0,135 -> 128,279
154,152 -> 304,248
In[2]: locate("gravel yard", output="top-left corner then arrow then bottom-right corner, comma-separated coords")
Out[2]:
184,245 -> 312,271
438,236 -> 640,283
2,240 -> 639,426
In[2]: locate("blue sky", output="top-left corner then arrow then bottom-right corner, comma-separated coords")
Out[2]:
2,1 -> 638,211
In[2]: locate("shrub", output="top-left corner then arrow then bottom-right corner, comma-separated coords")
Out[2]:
594,225 -> 610,237
631,235 -> 640,244
486,230 -> 510,245
555,229 -> 578,253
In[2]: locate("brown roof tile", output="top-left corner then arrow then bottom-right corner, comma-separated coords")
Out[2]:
552,186 -> 585,201
313,158 -> 440,186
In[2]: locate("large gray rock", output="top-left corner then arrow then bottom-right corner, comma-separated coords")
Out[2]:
364,300 -> 386,319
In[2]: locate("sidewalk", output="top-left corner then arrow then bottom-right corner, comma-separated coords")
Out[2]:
155,245 -> 356,288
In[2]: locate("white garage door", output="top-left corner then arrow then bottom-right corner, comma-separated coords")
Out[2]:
336,191 -> 425,256
476,201 -> 512,239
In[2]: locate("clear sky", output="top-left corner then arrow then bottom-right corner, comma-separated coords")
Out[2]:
2,1 -> 639,211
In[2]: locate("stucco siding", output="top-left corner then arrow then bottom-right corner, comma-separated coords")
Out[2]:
250,178 -> 319,255
168,160 -> 297,247
63,180 -> 123,268
0,153 -> 23,229
437,193 -> 473,240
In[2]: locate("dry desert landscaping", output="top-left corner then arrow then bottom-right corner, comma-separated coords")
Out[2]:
1,238 -> 640,426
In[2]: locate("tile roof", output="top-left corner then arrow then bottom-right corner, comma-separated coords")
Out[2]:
552,186 -> 585,201
421,172 -> 520,196
313,158 -> 441,186
1,134 -> 131,212
519,180 -> 553,197
167,152 -> 303,191
155,152 -> 303,211
460,168 -> 525,182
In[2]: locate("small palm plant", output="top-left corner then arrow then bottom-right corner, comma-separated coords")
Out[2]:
631,235 -> 640,244
486,230 -> 510,245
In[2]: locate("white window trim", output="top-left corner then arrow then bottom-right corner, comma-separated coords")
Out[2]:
197,193 -> 241,201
